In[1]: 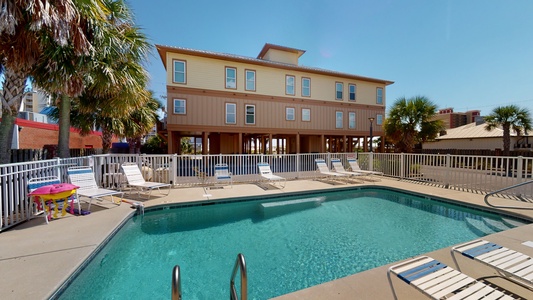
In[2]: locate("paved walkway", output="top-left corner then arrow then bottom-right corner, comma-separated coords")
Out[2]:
1,178 -> 533,299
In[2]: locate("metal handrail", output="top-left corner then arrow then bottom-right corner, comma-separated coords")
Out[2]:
171,265 -> 182,300
230,253 -> 247,300
484,179 -> 533,210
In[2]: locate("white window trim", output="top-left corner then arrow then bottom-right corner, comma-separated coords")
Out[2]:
245,70 -> 256,91
286,107 -> 295,121
245,104 -> 255,125
336,111 -> 343,128
173,60 -> 186,84
377,114 -> 383,125
349,112 -> 356,129
226,67 -> 237,89
377,87 -> 383,104
173,99 -> 186,115
302,108 -> 310,121
302,77 -> 311,97
286,75 -> 295,95
335,82 -> 343,100
349,84 -> 356,101
226,103 -> 236,124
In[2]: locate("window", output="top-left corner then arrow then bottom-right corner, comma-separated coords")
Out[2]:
349,112 -> 356,129
245,70 -> 255,91
245,104 -> 255,124
377,114 -> 383,125
335,111 -> 343,128
173,99 -> 186,114
173,60 -> 186,83
226,67 -> 237,89
286,75 -> 295,95
286,107 -> 295,121
226,103 -> 236,124
302,77 -> 311,97
335,82 -> 343,100
349,84 -> 356,101
302,108 -> 310,121
377,87 -> 383,104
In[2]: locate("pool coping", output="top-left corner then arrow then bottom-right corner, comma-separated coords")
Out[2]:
1,177 -> 533,299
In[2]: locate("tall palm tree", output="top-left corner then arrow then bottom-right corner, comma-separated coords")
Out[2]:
33,0 -> 150,158
485,105 -> 532,156
384,96 -> 444,153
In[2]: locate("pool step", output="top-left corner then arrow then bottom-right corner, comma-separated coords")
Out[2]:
501,217 -> 528,228
260,196 -> 325,218
465,217 -> 497,236
482,218 -> 513,232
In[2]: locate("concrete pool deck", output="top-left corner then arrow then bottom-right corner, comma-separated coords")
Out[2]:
1,177 -> 533,299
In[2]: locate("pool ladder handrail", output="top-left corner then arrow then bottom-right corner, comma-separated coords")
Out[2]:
171,265 -> 182,300
230,253 -> 247,300
484,179 -> 533,210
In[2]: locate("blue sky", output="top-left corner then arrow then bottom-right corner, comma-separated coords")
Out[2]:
128,0 -> 533,116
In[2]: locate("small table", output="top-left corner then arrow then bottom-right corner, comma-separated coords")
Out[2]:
29,184 -> 79,224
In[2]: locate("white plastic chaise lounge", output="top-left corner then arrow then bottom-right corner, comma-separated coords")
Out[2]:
451,239 -> 533,290
257,163 -> 286,189
67,166 -> 123,210
121,163 -> 171,198
347,158 -> 383,176
314,159 -> 348,182
330,158 -> 365,177
214,163 -> 233,188
388,255 -> 515,300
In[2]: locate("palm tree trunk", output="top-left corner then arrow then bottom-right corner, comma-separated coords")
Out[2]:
101,126 -> 113,154
0,68 -> 27,164
57,94 -> 71,158
503,123 -> 511,156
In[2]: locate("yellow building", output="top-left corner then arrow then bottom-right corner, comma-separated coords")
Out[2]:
156,43 -> 393,154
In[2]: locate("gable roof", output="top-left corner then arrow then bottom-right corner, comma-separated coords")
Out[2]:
437,122 -> 531,140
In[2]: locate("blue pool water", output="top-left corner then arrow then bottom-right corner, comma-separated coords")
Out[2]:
56,188 -> 528,299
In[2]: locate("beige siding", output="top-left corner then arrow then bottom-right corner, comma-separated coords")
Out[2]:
166,53 -> 387,107
262,48 -> 299,65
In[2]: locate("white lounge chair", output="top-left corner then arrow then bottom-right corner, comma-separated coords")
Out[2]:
452,239 -> 533,290
315,159 -> 348,182
257,163 -> 286,189
68,166 -> 123,210
330,158 -> 364,177
121,163 -> 171,198
347,158 -> 382,176
28,176 -> 81,224
388,256 -> 515,300
214,163 -> 232,188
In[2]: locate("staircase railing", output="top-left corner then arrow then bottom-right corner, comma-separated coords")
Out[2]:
230,253 -> 247,300
484,179 -> 533,210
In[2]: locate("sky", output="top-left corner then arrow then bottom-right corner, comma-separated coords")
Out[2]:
128,0 -> 533,116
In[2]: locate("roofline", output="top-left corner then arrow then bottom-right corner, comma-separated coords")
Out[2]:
156,44 -> 394,85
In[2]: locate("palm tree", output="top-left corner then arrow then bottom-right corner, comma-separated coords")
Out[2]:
384,96 -> 444,153
484,105 -> 532,156
0,0 -> 102,163
32,0 -> 149,158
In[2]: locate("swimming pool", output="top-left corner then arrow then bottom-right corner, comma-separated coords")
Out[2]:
56,187 -> 528,299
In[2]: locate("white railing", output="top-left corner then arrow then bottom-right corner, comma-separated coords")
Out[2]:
2,152 -> 533,232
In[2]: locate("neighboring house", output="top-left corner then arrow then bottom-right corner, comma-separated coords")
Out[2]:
156,43 -> 393,154
423,119 -> 533,151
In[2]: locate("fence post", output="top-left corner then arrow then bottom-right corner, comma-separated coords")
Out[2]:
400,153 -> 405,179
55,157 -> 62,178
171,154 -> 178,186
517,156 -> 523,184
369,152 -> 374,172
296,153 -> 300,179
445,154 -> 451,188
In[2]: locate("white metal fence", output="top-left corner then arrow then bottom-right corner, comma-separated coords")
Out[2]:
1,152 -> 533,231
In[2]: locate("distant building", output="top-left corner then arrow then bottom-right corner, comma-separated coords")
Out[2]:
434,108 -> 481,129
156,43 -> 394,154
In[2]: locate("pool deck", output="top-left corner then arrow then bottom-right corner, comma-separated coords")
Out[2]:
1,177 -> 533,299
